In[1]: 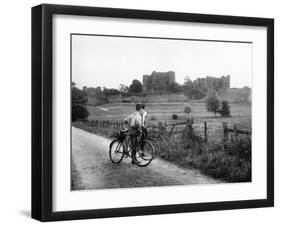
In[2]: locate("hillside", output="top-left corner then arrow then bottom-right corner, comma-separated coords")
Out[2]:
87,93 -> 188,105
218,87 -> 251,103
86,87 -> 251,106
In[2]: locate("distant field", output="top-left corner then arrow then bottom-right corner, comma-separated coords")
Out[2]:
86,102 -> 251,131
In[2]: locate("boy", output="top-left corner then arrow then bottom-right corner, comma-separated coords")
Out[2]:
124,104 -> 142,164
140,103 -> 148,137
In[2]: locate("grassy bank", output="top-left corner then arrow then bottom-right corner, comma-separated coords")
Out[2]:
154,132 -> 251,182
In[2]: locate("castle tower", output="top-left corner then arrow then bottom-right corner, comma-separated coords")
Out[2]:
142,75 -> 149,92
226,75 -> 230,88
142,71 -> 175,92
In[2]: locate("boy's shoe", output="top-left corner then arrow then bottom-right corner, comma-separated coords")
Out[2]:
139,151 -> 146,158
123,151 -> 129,158
131,159 -> 140,165
140,153 -> 146,158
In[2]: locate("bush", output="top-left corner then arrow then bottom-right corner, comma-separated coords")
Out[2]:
184,104 -> 192,115
72,104 -> 89,122
206,94 -> 221,116
129,79 -> 143,93
150,115 -> 157,121
219,100 -> 231,117
172,114 -> 178,120
185,87 -> 206,100
72,87 -> 88,105
154,130 -> 251,182
166,82 -> 182,93
223,136 -> 251,161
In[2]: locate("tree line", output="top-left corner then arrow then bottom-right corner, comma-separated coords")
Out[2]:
72,82 -> 89,122
83,75 -> 208,101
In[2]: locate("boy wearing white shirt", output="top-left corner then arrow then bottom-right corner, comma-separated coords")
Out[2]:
140,104 -> 147,127
140,104 -> 148,137
124,104 -> 142,164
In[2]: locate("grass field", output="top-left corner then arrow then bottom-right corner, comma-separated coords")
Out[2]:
86,102 -> 251,130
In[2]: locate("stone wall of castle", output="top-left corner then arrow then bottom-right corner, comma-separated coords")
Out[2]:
194,75 -> 230,89
143,71 -> 175,92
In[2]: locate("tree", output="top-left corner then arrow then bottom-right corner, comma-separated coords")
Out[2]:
172,114 -> 178,120
206,94 -> 221,116
185,87 -> 206,100
166,82 -> 181,93
72,82 -> 89,121
71,81 -> 76,88
103,87 -> 121,96
184,75 -> 192,85
129,79 -> 143,93
72,104 -> 89,122
72,86 -> 88,105
219,100 -> 231,117
184,104 -> 192,116
119,84 -> 129,94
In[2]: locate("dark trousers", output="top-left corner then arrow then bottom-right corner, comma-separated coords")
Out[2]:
130,127 -> 140,162
142,127 -> 148,138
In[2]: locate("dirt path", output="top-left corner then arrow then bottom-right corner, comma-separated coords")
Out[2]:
72,127 -> 219,190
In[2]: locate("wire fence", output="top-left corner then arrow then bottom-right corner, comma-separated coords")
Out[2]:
82,118 -> 251,143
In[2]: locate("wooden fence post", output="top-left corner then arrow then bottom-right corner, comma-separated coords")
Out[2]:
188,121 -> 193,138
186,120 -> 193,146
158,121 -> 165,137
204,121 -> 207,143
234,125 -> 238,137
233,124 -> 238,141
223,122 -> 228,142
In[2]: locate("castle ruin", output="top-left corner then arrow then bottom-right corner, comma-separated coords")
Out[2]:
143,71 -> 175,92
194,75 -> 230,89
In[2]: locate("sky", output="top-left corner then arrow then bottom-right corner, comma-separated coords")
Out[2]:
72,34 -> 252,89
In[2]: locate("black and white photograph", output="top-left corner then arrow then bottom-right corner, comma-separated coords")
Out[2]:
29,3 -> 274,222
71,34 -> 252,190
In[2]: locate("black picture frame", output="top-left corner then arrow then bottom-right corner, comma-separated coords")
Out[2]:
32,3 -> 274,222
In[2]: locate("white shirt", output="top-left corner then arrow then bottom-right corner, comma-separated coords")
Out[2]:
124,111 -> 142,127
140,109 -> 147,127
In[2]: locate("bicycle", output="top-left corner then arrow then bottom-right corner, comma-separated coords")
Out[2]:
143,136 -> 160,159
109,128 -> 154,167
136,131 -> 159,160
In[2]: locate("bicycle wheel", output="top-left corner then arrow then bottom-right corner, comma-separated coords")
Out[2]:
109,139 -> 124,163
146,138 -> 160,159
135,140 -> 154,167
